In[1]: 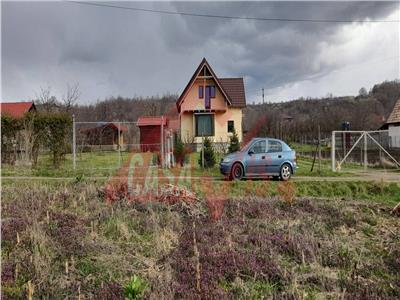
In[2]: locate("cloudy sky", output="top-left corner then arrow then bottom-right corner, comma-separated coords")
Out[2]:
1,1 -> 399,104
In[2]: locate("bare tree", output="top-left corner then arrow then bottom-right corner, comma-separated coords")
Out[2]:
145,101 -> 158,116
18,115 -> 39,166
62,83 -> 81,112
359,87 -> 368,98
36,86 -> 59,112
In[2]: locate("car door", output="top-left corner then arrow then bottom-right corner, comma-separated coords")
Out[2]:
265,139 -> 285,174
245,139 -> 267,175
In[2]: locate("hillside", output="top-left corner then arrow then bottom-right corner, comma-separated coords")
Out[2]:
244,80 -> 400,141
69,80 -> 400,141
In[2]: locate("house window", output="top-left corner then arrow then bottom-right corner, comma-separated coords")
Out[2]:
199,86 -> 204,99
195,114 -> 214,137
210,86 -> 216,98
227,120 -> 234,133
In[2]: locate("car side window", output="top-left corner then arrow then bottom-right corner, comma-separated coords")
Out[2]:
268,140 -> 282,153
250,140 -> 266,154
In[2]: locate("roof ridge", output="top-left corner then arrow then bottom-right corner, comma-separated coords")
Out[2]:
1,101 -> 33,104
219,77 -> 244,80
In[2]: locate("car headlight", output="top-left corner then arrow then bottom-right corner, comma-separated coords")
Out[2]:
222,157 -> 232,163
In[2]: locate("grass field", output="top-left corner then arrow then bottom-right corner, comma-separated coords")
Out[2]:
1,179 -> 399,299
4,149 -> 397,179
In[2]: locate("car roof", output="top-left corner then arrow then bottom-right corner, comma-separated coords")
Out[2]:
251,137 -> 282,142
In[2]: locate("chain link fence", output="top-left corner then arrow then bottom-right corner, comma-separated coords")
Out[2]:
331,130 -> 400,171
72,119 -> 174,175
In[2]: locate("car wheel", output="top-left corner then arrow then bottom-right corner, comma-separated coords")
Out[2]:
230,163 -> 244,181
280,163 -> 292,181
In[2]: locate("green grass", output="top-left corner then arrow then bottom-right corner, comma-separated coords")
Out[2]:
190,180 -> 400,205
1,151 -> 132,177
0,150 -> 395,180
289,142 -> 329,153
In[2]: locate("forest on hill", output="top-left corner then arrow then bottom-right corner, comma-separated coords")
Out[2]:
36,80 -> 400,142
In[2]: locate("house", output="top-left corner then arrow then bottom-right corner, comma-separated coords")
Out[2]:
176,58 -> 246,150
0,101 -> 36,118
137,116 -> 179,152
381,98 -> 400,148
80,122 -> 127,150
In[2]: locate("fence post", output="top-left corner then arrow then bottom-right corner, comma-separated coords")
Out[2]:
364,132 -> 367,171
318,125 -> 321,173
72,114 -> 76,171
118,122 -> 121,167
331,131 -> 335,172
161,116 -> 164,168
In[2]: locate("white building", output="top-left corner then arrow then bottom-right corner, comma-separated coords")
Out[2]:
381,98 -> 400,148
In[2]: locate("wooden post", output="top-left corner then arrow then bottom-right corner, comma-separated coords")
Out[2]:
318,125 -> 321,173
161,116 -> 164,168
331,131 -> 336,172
72,114 -> 76,171
202,135 -> 205,169
118,122 -> 121,167
364,132 -> 368,171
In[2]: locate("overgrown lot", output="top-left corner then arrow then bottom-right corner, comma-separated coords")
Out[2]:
1,181 -> 399,299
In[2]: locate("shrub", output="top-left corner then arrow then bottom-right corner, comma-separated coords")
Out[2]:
198,137 -> 216,168
1,115 -> 21,164
173,135 -> 185,166
40,113 -> 72,168
124,275 -> 148,300
228,129 -> 240,153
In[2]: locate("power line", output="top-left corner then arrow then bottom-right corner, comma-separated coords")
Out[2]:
65,1 -> 400,23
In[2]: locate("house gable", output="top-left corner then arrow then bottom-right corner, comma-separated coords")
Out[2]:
176,58 -> 233,113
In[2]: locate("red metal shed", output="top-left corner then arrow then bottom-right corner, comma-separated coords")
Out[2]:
137,116 -> 168,152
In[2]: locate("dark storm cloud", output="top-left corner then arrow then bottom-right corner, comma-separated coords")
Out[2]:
1,1 -> 399,103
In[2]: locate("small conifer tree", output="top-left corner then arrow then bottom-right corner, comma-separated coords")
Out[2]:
228,129 -> 240,153
198,137 -> 216,168
173,134 -> 185,166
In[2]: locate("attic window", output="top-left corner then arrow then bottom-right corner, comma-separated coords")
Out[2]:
199,86 -> 204,99
210,86 -> 216,98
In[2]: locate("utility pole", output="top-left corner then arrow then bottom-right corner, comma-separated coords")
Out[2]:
72,114 -> 76,171
262,88 -> 265,104
318,124 -> 321,173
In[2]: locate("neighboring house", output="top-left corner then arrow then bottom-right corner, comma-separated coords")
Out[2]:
0,101 -> 37,164
0,101 -> 36,118
381,98 -> 400,148
80,123 -> 127,151
176,58 -> 246,150
137,116 -> 179,152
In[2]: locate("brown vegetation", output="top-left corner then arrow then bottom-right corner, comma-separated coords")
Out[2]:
1,181 -> 399,299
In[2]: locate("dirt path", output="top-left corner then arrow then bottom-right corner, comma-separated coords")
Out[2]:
3,172 -> 400,183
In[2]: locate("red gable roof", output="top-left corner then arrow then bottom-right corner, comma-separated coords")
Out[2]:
137,116 -> 167,127
0,101 -> 36,118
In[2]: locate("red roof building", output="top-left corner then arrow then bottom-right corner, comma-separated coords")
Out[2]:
137,116 -> 178,152
0,101 -> 36,118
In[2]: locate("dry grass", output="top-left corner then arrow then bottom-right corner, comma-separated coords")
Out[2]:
1,180 -> 399,299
